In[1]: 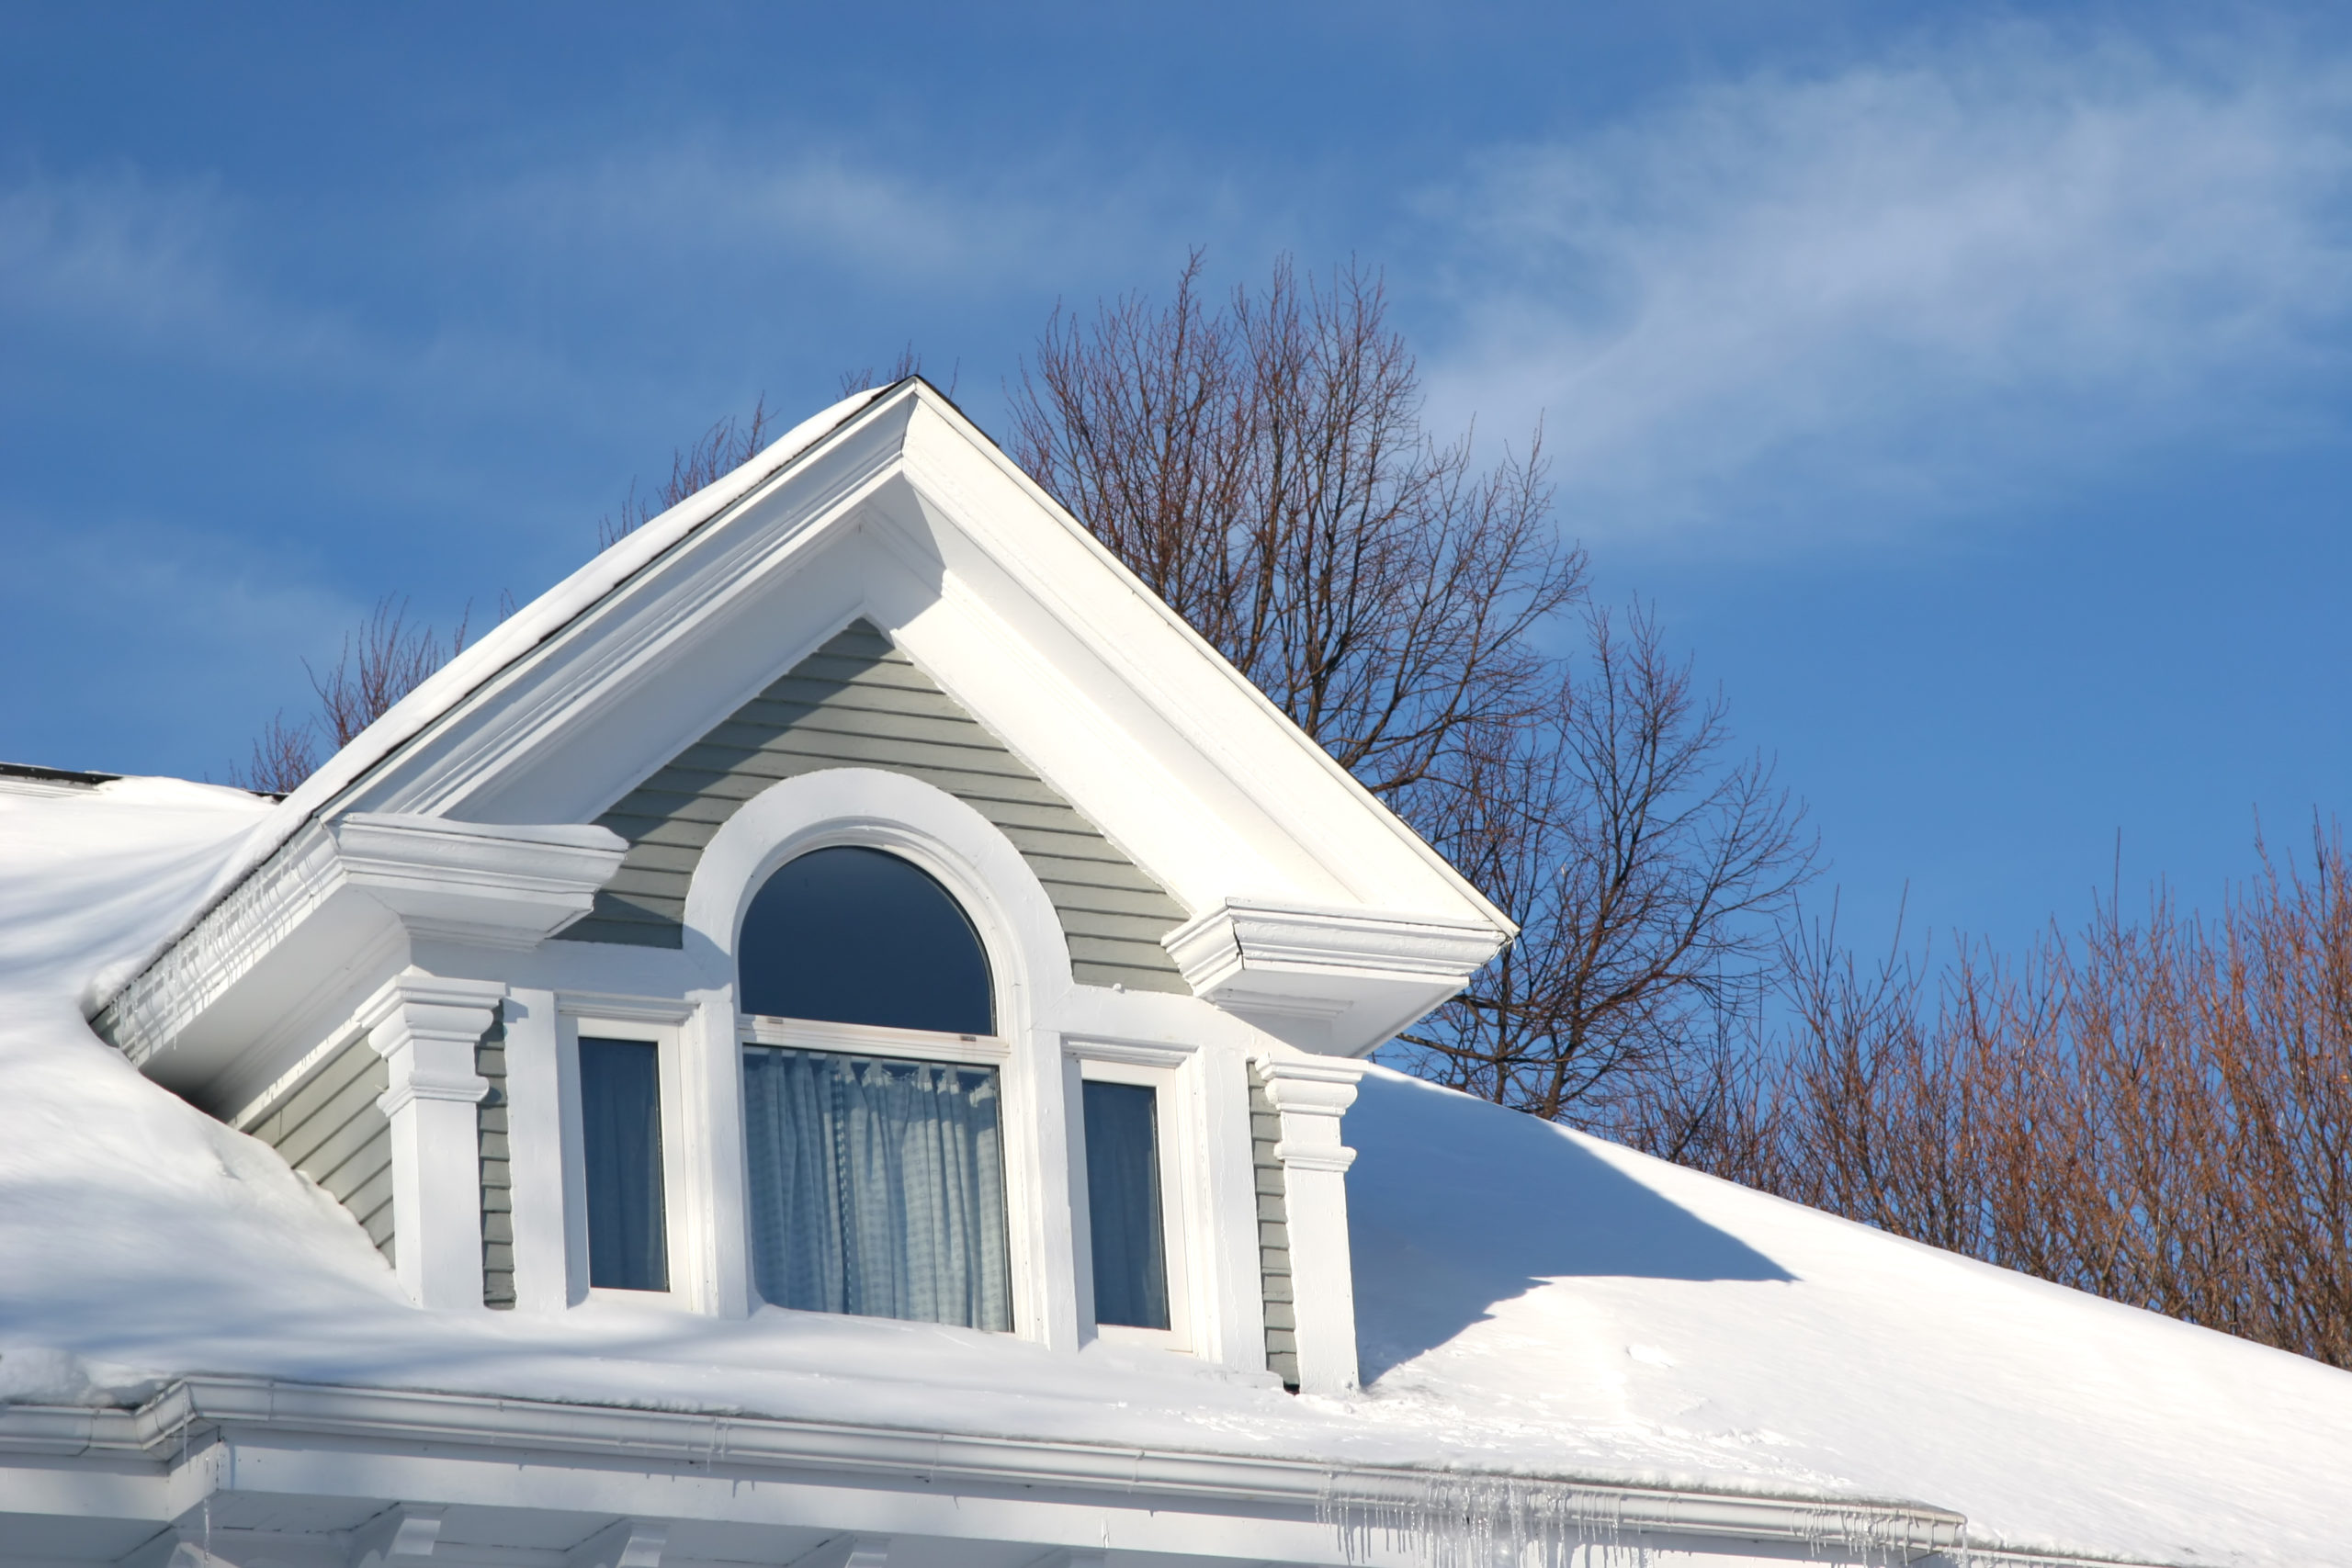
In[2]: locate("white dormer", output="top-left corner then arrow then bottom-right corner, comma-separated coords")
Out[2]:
92,380 -> 1511,1395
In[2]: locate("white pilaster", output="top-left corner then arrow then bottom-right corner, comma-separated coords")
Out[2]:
1254,1047 -> 1367,1395
362,967 -> 505,1310
500,987 -> 571,1314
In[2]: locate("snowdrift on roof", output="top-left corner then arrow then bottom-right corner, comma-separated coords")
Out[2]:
4,776 -> 2350,1566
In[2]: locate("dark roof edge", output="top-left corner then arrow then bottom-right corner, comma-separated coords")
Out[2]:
0,761 -> 122,788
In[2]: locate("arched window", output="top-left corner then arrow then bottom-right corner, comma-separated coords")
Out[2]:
737,845 -> 993,1035
735,845 -> 1010,1330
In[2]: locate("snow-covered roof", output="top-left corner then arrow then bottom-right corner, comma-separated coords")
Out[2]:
6,776 -> 2346,1566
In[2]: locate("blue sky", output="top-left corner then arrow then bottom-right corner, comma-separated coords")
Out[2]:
5,3 -> 2350,959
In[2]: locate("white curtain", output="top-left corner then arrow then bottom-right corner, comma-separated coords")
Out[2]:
742,1046 -> 1012,1331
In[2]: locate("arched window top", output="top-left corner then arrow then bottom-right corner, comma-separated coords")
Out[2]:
738,845 -> 994,1036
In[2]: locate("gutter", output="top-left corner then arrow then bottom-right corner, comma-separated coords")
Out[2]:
0,1375 -> 1977,1560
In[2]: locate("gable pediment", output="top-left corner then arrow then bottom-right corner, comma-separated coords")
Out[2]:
299,386 -> 1502,937
99,381 -> 1512,1090
568,619 -> 1191,994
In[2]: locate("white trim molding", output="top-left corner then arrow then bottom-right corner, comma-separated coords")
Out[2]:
1165,899 -> 1504,1055
329,813 -> 628,948
1253,1048 -> 1368,1395
360,967 -> 507,1311
681,766 -> 1084,1344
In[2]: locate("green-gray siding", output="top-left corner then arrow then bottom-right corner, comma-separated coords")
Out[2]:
479,1010 -> 514,1309
562,620 -> 1191,993
249,1036 -> 395,1265
1250,1071 -> 1299,1391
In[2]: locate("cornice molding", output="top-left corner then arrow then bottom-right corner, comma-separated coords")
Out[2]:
1164,899 -> 1505,1055
330,814 -> 628,949
1166,900 -> 1503,992
95,816 -> 623,1086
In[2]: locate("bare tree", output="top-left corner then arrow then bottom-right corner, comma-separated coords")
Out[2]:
242,388 -> 796,792
231,711 -> 321,796
310,596 -> 470,748
1012,254 -> 1811,1114
1683,820 -> 2352,1368
1014,253 -> 1578,798
229,596 -> 469,794
838,346 -> 943,400
1396,605 -> 1815,1119
599,396 -> 779,547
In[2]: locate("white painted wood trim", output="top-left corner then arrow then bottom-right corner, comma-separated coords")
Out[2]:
555,1008 -> 702,1311
681,766 -> 1080,1348
356,967 -> 505,1310
1253,1047 -> 1368,1394
1070,1052 -> 1199,1355
501,987 -> 571,1316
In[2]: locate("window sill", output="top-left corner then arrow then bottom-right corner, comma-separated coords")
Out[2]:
582,1285 -> 691,1312
1091,1322 -> 1192,1354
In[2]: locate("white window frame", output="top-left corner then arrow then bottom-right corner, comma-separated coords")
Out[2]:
555,996 -> 698,1311
1069,1041 -> 1203,1355
680,766 -> 1087,1348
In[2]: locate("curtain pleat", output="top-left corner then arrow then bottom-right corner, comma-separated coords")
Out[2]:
744,1046 -> 1011,1331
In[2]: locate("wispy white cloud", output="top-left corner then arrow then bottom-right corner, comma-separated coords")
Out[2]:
0,510 -> 369,775
1416,26 -> 2352,547
468,138 -> 1244,296
0,168 -> 234,333
0,167 -> 371,372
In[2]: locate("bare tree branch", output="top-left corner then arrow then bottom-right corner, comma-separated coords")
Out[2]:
1395,604 -> 1817,1119
1014,254 -> 1811,1116
226,711 -> 318,796
307,596 -> 470,749
598,395 -> 779,548
1662,819 -> 2352,1369
1013,254 -> 1582,798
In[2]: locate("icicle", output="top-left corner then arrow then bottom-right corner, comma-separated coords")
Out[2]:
1319,1471 -> 1647,1568
1317,1469 -> 1956,1568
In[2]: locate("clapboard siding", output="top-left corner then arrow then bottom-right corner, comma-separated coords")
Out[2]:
248,1036 -> 396,1266
478,1010 -> 514,1310
1250,1072 -> 1300,1391
564,620 -> 1191,994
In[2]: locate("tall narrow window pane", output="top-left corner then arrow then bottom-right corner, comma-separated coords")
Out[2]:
1083,1080 -> 1169,1330
742,1046 -> 1011,1331
739,847 -> 992,1035
581,1037 -> 669,1292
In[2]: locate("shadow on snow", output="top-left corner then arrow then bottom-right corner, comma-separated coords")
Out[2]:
1345,1069 -> 1793,1384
